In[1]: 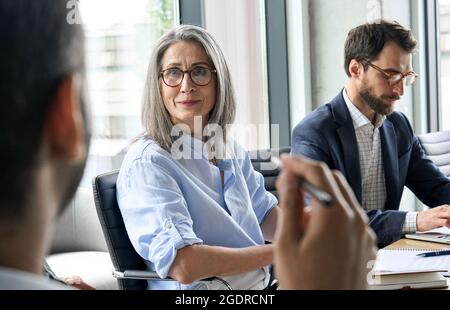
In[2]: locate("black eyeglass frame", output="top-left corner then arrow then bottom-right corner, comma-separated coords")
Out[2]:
159,67 -> 217,87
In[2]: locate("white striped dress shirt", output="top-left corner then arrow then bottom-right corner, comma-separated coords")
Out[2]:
343,90 -> 417,233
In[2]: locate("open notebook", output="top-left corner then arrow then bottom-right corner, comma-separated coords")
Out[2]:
406,227 -> 450,245
368,249 -> 450,290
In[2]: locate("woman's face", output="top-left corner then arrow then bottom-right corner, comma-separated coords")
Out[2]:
160,41 -> 216,133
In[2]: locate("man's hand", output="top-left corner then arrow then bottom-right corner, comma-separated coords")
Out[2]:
417,205 -> 450,232
273,155 -> 377,290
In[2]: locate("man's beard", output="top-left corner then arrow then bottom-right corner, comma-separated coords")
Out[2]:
58,155 -> 88,216
359,84 -> 399,116
58,85 -> 91,216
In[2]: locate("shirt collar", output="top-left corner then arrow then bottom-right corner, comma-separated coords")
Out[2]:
342,89 -> 385,130
177,133 -> 232,170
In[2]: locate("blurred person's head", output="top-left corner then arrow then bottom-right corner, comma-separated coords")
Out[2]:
142,25 -> 236,152
344,20 -> 417,116
0,0 -> 89,272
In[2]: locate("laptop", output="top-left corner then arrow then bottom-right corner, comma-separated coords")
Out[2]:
406,227 -> 450,245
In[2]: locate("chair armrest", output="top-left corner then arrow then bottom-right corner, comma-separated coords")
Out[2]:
113,270 -> 168,280
112,270 -> 232,289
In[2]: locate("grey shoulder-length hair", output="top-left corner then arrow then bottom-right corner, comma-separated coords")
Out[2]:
141,24 -> 236,152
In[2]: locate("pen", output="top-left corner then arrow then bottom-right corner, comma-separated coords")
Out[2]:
417,250 -> 450,257
271,156 -> 333,207
300,179 -> 333,207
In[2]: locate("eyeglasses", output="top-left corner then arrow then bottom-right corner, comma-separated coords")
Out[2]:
160,66 -> 217,87
363,61 -> 419,86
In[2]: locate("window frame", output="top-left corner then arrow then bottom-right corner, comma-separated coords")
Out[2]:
179,0 -> 204,26
422,0 -> 442,132
264,0 -> 291,148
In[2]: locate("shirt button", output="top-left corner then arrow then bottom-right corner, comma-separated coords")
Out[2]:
165,223 -> 172,230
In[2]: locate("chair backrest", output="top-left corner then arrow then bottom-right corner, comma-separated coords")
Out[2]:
92,171 -> 148,290
249,147 -> 291,198
418,131 -> 450,177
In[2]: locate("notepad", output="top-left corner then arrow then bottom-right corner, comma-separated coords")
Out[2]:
367,271 -> 448,290
373,249 -> 450,276
368,249 -> 450,289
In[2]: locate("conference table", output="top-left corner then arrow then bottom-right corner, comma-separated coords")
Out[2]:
386,238 -> 450,251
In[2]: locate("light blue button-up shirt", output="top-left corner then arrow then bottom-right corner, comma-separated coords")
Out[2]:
116,135 -> 277,289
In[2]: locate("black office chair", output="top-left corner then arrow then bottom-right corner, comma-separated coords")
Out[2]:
249,147 -> 291,198
418,131 -> 450,177
92,170 -> 150,290
92,171 -> 231,290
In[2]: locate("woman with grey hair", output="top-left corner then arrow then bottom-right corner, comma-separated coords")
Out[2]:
116,25 -> 280,290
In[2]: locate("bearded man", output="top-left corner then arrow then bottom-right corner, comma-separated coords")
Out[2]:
292,20 -> 450,246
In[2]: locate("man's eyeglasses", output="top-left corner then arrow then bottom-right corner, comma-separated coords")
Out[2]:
160,66 -> 217,87
363,61 -> 418,87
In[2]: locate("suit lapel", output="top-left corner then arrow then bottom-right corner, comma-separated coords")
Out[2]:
331,93 -> 363,204
337,126 -> 363,203
380,120 -> 399,210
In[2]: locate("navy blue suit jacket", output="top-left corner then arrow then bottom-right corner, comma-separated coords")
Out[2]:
292,92 -> 450,245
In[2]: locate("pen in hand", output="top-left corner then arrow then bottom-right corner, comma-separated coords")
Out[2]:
272,156 -> 333,207
300,179 -> 333,207
417,250 -> 450,257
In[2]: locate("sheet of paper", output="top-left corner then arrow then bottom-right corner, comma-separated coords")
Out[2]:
373,249 -> 450,276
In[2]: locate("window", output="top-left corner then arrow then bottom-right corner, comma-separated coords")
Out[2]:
203,0 -> 271,151
286,0 -> 311,133
79,0 -> 178,187
440,0 -> 450,130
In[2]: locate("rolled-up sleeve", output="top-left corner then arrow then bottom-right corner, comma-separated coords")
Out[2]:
117,157 -> 203,278
241,152 -> 278,224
